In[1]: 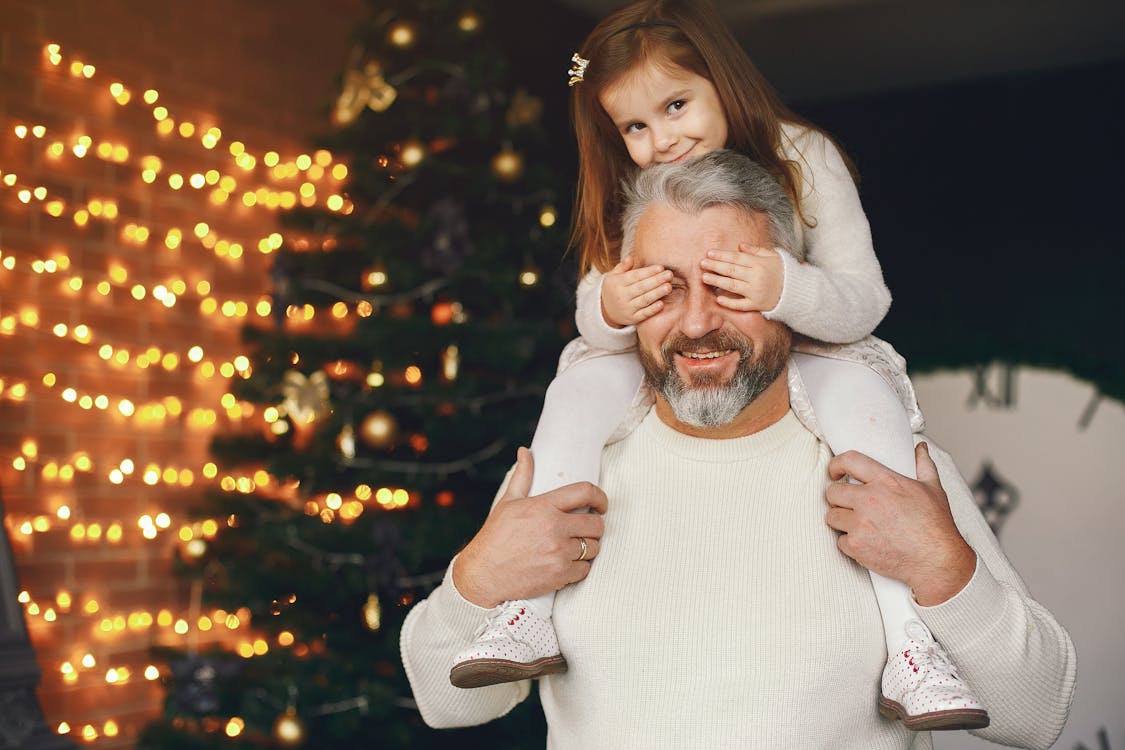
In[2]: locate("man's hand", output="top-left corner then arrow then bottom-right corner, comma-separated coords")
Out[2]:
825,442 -> 976,606
453,448 -> 607,608
601,255 -> 673,328
700,244 -> 783,312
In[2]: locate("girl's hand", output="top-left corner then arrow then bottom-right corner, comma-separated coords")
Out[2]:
600,255 -> 673,328
700,244 -> 784,312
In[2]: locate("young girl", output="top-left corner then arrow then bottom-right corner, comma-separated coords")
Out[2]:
451,0 -> 988,732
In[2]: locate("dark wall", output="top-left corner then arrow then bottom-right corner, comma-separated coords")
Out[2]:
801,58 -> 1125,400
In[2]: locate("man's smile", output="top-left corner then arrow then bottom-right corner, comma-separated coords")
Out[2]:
672,346 -> 741,382
678,349 -> 731,360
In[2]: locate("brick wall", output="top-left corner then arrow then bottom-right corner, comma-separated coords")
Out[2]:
0,0 -> 363,745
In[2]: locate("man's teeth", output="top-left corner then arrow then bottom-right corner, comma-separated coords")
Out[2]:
681,350 -> 731,360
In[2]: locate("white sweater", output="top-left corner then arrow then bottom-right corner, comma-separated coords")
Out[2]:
575,123 -> 891,350
400,410 -> 1075,749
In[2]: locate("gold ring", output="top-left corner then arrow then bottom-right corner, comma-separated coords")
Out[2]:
576,537 -> 589,562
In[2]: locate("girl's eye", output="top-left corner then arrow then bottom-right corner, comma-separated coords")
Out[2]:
624,122 -> 646,134
667,99 -> 686,114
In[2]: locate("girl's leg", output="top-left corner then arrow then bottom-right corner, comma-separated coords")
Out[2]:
529,351 -> 645,494
792,352 -> 988,730
450,351 -> 646,688
524,351 -> 645,618
791,352 -> 918,654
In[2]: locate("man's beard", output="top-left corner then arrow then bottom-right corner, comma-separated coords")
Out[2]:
639,329 -> 790,428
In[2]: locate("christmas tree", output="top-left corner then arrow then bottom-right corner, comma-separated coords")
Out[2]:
139,1 -> 586,746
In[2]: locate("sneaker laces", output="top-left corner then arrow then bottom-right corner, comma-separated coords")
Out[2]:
473,600 -> 530,641
903,621 -> 964,688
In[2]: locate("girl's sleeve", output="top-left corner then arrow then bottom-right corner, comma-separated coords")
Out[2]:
764,128 -> 892,344
574,268 -> 639,353
918,440 -> 1077,750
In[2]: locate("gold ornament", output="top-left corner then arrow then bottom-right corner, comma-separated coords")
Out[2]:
441,345 -> 460,381
281,370 -> 331,425
399,139 -> 426,168
431,301 -> 456,326
506,89 -> 543,128
458,10 -> 482,32
491,147 -> 524,183
363,594 -> 382,632
337,423 -> 356,461
359,410 -> 397,448
387,20 -> 417,48
334,62 -> 398,126
273,707 -> 306,747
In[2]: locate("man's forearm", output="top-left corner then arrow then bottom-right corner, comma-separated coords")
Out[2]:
920,441 -> 1076,749
908,537 -> 976,606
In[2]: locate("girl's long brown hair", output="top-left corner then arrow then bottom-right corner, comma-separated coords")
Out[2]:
570,0 -> 850,275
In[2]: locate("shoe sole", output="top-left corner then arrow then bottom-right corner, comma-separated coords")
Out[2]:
450,655 -> 568,689
878,696 -> 990,731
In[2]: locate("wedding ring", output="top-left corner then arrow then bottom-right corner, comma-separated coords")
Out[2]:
576,537 -> 589,562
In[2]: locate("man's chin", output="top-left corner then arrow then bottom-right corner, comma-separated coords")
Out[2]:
664,383 -> 747,428
680,371 -> 733,390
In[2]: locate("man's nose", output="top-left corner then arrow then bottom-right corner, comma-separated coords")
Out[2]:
679,286 -> 723,340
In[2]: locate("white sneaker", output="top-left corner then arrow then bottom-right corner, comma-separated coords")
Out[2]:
879,620 -> 990,731
449,600 -> 567,688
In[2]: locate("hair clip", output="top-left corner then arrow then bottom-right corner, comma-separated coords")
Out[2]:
567,53 -> 589,87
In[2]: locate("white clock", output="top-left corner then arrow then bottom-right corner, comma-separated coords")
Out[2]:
913,365 -> 1124,750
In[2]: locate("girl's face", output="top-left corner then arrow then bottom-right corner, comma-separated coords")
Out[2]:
599,60 -> 728,169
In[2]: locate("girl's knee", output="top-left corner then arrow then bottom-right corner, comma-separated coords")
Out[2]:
797,355 -> 898,407
550,352 -> 644,404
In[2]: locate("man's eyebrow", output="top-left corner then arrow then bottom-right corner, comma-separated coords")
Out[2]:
635,253 -> 688,279
659,261 -> 688,280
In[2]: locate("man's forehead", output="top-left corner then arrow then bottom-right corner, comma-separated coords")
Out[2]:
634,202 -> 770,268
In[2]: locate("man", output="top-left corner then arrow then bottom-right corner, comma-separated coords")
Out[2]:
401,151 -> 1075,748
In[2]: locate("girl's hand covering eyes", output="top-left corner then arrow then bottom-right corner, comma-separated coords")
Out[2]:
600,255 -> 674,327
699,244 -> 784,312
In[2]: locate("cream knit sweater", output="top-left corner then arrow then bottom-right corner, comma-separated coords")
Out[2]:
400,410 -> 1075,749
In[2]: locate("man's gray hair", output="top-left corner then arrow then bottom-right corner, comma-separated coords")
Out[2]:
620,149 -> 800,260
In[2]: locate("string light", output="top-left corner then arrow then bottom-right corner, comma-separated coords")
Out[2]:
539,204 -> 558,227
7,26 -> 556,741
42,47 -> 355,180
5,43 -> 338,740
